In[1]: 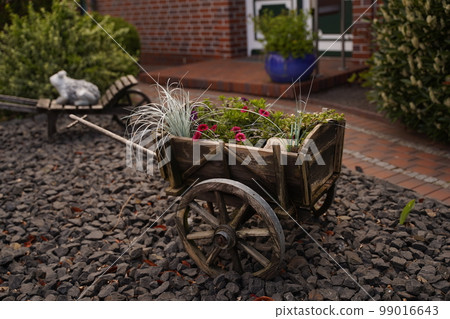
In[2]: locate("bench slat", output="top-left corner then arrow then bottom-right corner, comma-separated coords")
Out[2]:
37,99 -> 51,109
109,83 -> 119,97
50,101 -> 64,109
63,104 -> 76,110
104,89 -> 114,105
127,75 -> 138,85
120,76 -> 132,87
114,78 -> 125,91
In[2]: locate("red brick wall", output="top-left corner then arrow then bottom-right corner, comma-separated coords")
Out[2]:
91,0 -> 375,65
351,0 -> 377,64
92,0 -> 247,65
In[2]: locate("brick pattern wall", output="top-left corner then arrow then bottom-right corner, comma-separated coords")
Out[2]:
92,0 -> 247,65
351,0 -> 377,64
91,0 -> 375,65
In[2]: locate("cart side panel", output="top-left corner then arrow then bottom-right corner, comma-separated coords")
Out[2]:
169,137 -> 307,205
334,120 -> 346,174
303,121 -> 345,197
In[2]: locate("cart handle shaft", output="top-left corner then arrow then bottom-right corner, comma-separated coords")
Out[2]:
69,114 -> 156,157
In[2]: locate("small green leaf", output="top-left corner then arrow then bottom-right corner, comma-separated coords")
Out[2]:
399,199 -> 415,225
347,73 -> 357,83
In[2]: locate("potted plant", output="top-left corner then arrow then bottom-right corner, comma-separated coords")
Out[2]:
253,9 -> 316,83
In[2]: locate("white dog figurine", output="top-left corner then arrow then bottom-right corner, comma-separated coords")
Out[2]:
49,70 -> 100,106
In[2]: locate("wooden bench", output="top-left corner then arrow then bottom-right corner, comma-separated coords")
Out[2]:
36,75 -> 150,138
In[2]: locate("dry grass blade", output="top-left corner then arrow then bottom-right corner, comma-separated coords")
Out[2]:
126,82 -> 212,152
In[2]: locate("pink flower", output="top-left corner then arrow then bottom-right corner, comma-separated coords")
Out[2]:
211,124 -> 217,131
241,106 -> 248,113
197,124 -> 209,131
192,131 -> 202,140
231,126 -> 241,132
235,132 -> 246,142
258,109 -> 270,117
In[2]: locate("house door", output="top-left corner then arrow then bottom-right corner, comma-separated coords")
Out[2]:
245,0 -> 352,56
316,0 -> 353,55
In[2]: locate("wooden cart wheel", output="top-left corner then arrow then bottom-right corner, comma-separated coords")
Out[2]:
115,89 -> 151,108
176,178 -> 285,279
311,183 -> 336,217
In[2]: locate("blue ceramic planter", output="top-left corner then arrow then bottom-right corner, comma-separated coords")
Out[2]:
265,52 -> 316,83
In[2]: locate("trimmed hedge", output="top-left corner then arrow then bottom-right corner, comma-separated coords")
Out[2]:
367,0 -> 450,142
0,0 -> 138,99
91,12 -> 141,58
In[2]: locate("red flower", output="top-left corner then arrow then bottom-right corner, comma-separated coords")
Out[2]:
192,131 -> 202,140
231,126 -> 241,132
197,124 -> 209,131
241,106 -> 248,113
235,132 -> 246,142
258,109 -> 270,117
211,124 -> 217,131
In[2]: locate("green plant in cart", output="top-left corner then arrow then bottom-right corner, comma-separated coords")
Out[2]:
128,85 -> 345,151
194,96 -> 287,145
194,95 -> 344,149
128,83 -> 211,149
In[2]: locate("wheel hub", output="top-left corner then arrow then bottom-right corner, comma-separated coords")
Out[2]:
213,225 -> 236,249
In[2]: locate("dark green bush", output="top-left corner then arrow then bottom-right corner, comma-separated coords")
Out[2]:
0,0 -> 52,30
91,12 -> 141,58
367,0 -> 450,142
0,0 -> 138,99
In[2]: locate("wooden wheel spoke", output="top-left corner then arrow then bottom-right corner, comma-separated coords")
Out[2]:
188,201 -> 219,227
214,191 -> 229,224
205,246 -> 221,266
176,179 -> 285,279
229,203 -> 249,229
236,228 -> 270,238
186,230 -> 214,241
237,242 -> 269,268
229,247 -> 243,273
206,201 -> 214,214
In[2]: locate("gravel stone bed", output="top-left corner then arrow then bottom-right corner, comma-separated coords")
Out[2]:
0,114 -> 449,301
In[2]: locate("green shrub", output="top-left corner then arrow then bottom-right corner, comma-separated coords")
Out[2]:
0,0 -> 138,99
91,12 -> 141,58
367,0 -> 450,142
0,0 -> 52,30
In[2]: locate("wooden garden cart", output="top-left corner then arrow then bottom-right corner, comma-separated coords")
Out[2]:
69,114 -> 345,279
0,75 -> 150,138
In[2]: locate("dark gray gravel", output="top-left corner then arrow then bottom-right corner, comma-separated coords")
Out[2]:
0,114 -> 449,301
